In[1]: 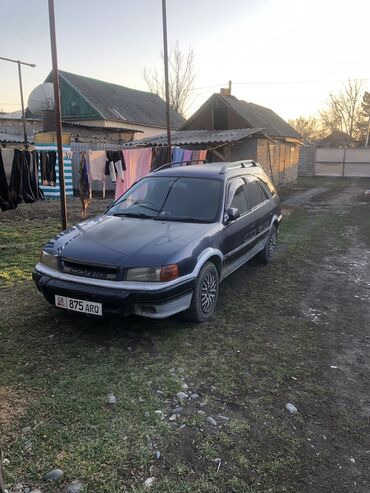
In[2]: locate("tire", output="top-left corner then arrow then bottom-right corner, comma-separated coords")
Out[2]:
257,225 -> 278,263
184,261 -> 219,323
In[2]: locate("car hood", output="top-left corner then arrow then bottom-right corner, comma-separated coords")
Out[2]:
45,214 -> 215,267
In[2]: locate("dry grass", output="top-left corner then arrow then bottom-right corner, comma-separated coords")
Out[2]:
0,387 -> 28,435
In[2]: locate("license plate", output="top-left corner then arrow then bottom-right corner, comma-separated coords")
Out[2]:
55,295 -> 102,316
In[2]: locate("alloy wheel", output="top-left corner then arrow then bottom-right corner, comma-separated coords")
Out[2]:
267,231 -> 277,259
200,271 -> 217,314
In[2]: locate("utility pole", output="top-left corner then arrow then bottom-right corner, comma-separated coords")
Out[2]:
365,114 -> 370,147
48,0 -> 67,230
162,0 -> 172,162
0,56 -> 36,148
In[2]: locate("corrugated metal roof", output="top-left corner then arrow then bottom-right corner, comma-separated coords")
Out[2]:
126,128 -> 265,147
48,71 -> 185,129
217,94 -> 303,139
0,132 -> 34,144
62,121 -> 143,133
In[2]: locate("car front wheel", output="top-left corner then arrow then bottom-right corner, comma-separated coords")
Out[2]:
184,261 -> 219,323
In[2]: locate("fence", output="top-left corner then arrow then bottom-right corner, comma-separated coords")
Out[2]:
314,148 -> 370,177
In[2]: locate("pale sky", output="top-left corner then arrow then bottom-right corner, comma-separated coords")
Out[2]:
1,0 -> 369,121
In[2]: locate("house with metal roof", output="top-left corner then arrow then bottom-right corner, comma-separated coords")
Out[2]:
30,71 -> 185,139
180,89 -> 303,184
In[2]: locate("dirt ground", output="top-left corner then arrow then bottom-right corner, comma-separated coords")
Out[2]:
0,177 -> 369,493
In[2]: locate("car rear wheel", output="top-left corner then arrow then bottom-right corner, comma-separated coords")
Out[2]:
184,261 -> 219,323
257,225 -> 278,263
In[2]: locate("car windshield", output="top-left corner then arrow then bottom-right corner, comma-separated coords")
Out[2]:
107,176 -> 222,223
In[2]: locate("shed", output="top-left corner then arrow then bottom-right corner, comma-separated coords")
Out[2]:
127,128 -> 272,168
180,91 -> 304,184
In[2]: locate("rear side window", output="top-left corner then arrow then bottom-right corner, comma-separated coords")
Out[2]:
227,177 -> 249,214
244,181 -> 264,209
258,180 -> 271,200
261,178 -> 276,196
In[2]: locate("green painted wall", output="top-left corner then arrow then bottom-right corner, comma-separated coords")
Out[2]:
45,74 -> 101,120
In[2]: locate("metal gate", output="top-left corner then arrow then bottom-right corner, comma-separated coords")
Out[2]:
315,148 -> 370,177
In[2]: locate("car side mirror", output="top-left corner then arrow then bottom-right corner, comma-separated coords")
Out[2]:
226,207 -> 240,223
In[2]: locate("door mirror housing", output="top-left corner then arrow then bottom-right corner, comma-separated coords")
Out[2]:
226,207 -> 240,223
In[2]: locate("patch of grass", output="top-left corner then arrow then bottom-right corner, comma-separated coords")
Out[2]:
1,180 -> 370,492
0,219 -> 59,287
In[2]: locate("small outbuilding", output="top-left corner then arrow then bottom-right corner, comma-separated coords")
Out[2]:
181,90 -> 303,184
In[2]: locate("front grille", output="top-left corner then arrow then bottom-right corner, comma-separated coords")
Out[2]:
61,259 -> 119,281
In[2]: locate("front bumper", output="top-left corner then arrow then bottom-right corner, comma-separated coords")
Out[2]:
33,268 -> 194,319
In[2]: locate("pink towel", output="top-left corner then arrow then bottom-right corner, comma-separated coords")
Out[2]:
115,148 -> 152,200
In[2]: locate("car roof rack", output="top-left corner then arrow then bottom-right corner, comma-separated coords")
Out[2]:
152,159 -> 208,172
219,160 -> 260,174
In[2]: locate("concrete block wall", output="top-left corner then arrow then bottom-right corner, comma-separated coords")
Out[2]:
298,143 -> 316,176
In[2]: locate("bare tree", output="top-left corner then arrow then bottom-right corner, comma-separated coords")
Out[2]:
288,115 -> 324,141
357,91 -> 370,145
319,79 -> 365,139
143,42 -> 196,117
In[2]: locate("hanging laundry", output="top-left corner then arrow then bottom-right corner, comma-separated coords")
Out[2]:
115,148 -> 152,200
198,149 -> 208,163
172,147 -> 184,166
88,150 -> 106,198
151,146 -> 169,170
191,150 -> 200,164
79,152 -> 91,218
8,149 -> 37,208
0,149 -> 11,211
1,148 -> 14,182
88,150 -> 106,182
22,151 -> 38,203
113,151 -> 125,181
182,149 -> 192,166
30,152 -> 44,200
106,150 -> 126,183
190,150 -> 207,164
40,151 -> 57,186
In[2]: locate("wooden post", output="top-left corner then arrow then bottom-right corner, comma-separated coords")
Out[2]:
162,0 -> 172,162
48,0 -> 67,230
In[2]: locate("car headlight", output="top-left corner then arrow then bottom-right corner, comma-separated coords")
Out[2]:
40,251 -> 59,271
126,264 -> 179,282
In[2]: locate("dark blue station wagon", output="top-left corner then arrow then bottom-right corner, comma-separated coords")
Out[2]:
33,161 -> 282,322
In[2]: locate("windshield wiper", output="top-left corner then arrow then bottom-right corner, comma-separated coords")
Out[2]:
112,212 -> 154,219
153,216 -> 210,223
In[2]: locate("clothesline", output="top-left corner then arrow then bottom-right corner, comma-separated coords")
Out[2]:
82,146 -> 209,201
0,144 -> 213,212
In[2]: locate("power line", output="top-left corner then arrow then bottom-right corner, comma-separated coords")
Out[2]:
233,78 -> 370,85
190,78 -> 370,92
189,83 -> 227,91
